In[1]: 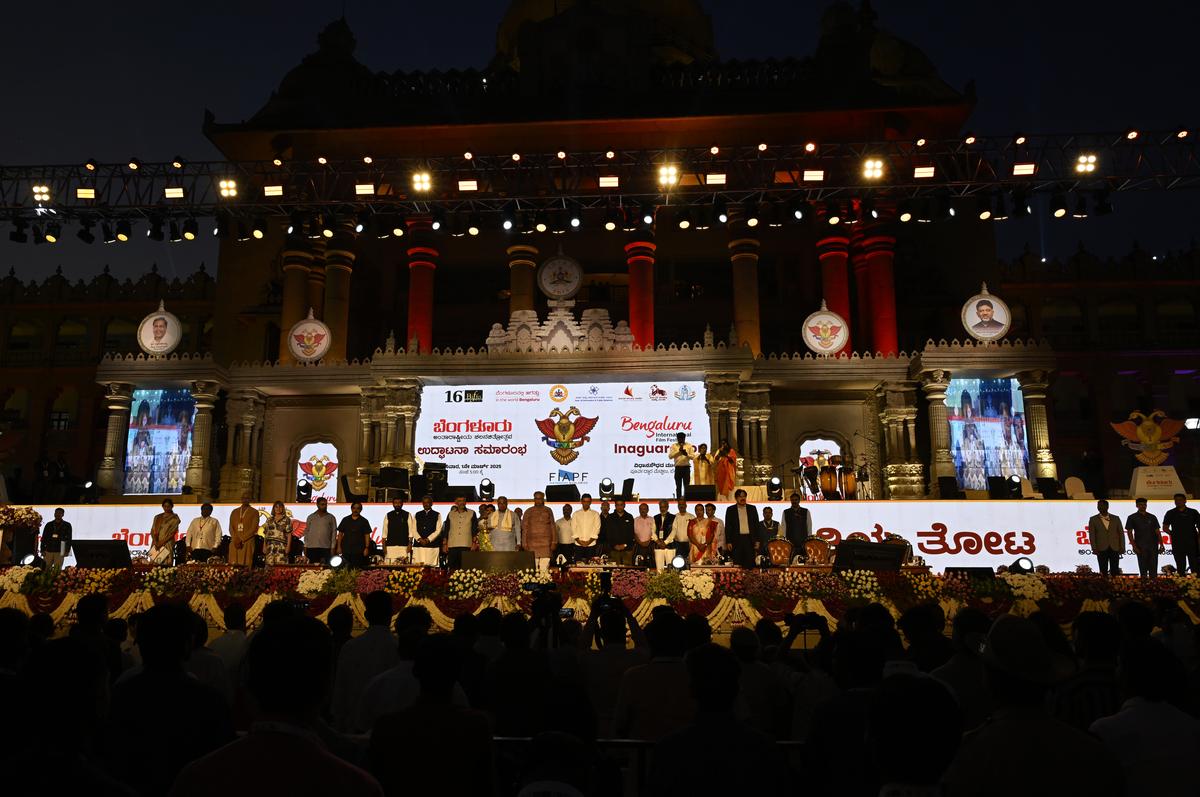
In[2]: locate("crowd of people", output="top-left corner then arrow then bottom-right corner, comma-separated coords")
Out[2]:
2,585 -> 1199,796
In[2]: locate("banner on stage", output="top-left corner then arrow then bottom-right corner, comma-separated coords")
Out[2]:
29,499 -> 1181,573
413,381 -> 710,499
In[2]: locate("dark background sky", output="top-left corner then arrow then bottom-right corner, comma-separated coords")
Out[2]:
2,0 -> 1196,281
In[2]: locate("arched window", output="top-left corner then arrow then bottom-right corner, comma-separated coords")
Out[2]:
1097,299 -> 1139,325
55,318 -> 88,355
1157,298 -> 1196,332
8,320 -> 40,351
104,318 -> 138,353
1041,298 -> 1084,335
296,441 -> 340,502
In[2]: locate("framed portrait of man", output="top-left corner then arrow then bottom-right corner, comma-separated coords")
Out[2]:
137,304 -> 183,356
960,287 -> 1011,342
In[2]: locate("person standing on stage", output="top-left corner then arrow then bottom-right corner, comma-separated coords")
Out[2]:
1088,499 -> 1125,576
781,493 -> 812,553
554,504 -> 576,565
572,494 -> 602,559
185,503 -> 222,563
335,502 -> 372,569
263,501 -> 293,566
441,496 -> 476,569
723,489 -> 761,567
668,432 -> 697,499
687,506 -> 717,564
304,498 -> 337,565
488,496 -> 522,552
40,507 -> 72,569
149,498 -> 180,566
412,496 -> 442,567
1163,493 -> 1200,575
714,440 -> 738,501
1125,497 -> 1164,578
383,497 -> 416,563
692,443 -> 714,488
634,503 -> 655,568
228,493 -> 258,567
704,503 -> 726,556
605,500 -> 636,565
521,492 -> 556,571
760,506 -> 781,542
670,499 -> 695,567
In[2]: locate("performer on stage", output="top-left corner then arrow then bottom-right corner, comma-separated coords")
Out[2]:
692,443 -> 714,487
1125,497 -> 1164,578
228,493 -> 258,567
184,503 -> 222,563
687,510 -> 717,565
554,504 -> 575,565
384,497 -> 416,563
571,494 -> 602,559
521,492 -> 556,571
413,496 -> 442,567
667,432 -> 696,499
304,498 -> 336,565
715,440 -> 738,501
149,498 -> 179,566
335,502 -> 372,569
1088,499 -> 1124,576
487,496 -> 522,552
263,501 -> 292,566
441,496 -> 475,568
1163,493 -> 1200,575
723,489 -> 761,567
781,493 -> 812,554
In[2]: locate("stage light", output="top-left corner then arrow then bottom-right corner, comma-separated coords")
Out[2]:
743,200 -> 760,228
329,554 -> 344,568
568,208 -> 581,229
272,157 -> 283,166
263,185 -> 283,197
964,133 -> 976,145
1074,154 -> 1097,174
938,195 -> 956,220
599,478 -> 615,498
519,211 -> 534,235
767,477 -> 783,500
1093,190 -> 1114,215
84,159 -> 97,171
171,156 -> 184,169
44,222 -> 60,243
714,198 -> 729,224
534,211 -> 549,233
1177,129 -> 1189,139
20,554 -> 46,568
164,186 -> 184,199
467,212 -> 482,236
115,219 -> 132,242
32,184 -> 50,203
916,199 -> 933,223
658,164 -> 679,187
916,137 -> 927,147
77,220 -> 95,244
1050,191 -> 1068,218
101,221 -> 115,244
392,216 -> 408,237
501,205 -> 516,231
862,158 -> 884,179
605,149 -> 615,159
824,200 -> 841,225
31,224 -> 45,245
1010,556 -> 1034,574
757,142 -> 768,152
1013,133 -> 1027,146
317,156 -> 328,165
320,213 -> 336,238
802,169 -> 824,182
355,183 -> 375,196
765,199 -> 784,227
804,141 -> 817,153
1012,163 -> 1036,176
677,208 -> 693,230
247,217 -> 264,240
76,187 -> 96,199
789,198 -> 809,221
1011,191 -> 1031,217
843,200 -> 859,225
457,179 -> 478,192
1184,417 -> 1200,430
991,193 -> 1009,221
556,150 -> 567,160
619,206 -> 637,233
128,158 -> 141,171
362,155 -> 373,165
598,175 -> 619,188
236,221 -> 251,242
694,207 -> 713,230
705,173 -> 726,185
640,204 -> 655,227
297,479 -> 312,503
914,165 -> 935,179
603,205 -> 620,231
976,195 -> 992,220
463,151 -> 473,160
710,145 -> 720,155
479,478 -> 495,500
147,216 -> 165,241
670,555 -> 686,570
412,171 -> 432,192
897,199 -> 913,223
1072,195 -> 1089,218
431,209 -> 446,232
355,209 -> 371,234
218,179 -> 238,198
1125,129 -> 1139,140
861,196 -> 878,221
168,220 -> 182,242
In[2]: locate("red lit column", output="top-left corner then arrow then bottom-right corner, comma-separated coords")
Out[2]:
728,236 -> 762,355
816,232 -> 852,354
850,228 -> 873,352
323,226 -> 357,362
405,218 -> 438,353
625,236 -> 656,349
863,229 -> 899,356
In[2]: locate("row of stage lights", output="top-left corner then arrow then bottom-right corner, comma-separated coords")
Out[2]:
5,188 -> 1117,245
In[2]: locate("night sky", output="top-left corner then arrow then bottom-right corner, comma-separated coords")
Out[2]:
2,0 -> 1196,281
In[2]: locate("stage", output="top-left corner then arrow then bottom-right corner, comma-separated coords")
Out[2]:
7,498 -> 1186,573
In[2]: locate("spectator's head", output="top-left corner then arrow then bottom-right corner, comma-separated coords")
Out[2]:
395,605 -> 433,658
477,606 -> 503,637
729,626 -> 760,664
598,608 -> 628,647
452,612 -> 479,642
136,603 -> 194,672
645,611 -> 687,658
363,590 -> 394,627
74,593 -> 108,631
261,599 -> 303,627
683,613 -> 712,650
868,675 -> 962,787
832,628 -> 890,689
981,615 -> 1074,707
501,612 -> 532,650
19,637 -> 108,747
519,732 -> 593,796
326,604 -> 353,639
949,607 -> 991,656
1071,611 -> 1120,664
686,643 -> 740,712
247,617 -> 332,721
754,618 -> 784,651
103,617 -> 128,646
28,613 -> 55,644
0,607 -> 31,673
189,610 -> 210,650
1119,638 -> 1185,702
898,603 -> 946,643
1116,600 -> 1155,641
556,619 -> 583,648
412,634 -> 462,699
223,603 -> 247,632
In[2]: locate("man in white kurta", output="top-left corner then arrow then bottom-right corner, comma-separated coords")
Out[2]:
666,500 -> 696,571
571,494 -> 602,559
487,496 -> 523,552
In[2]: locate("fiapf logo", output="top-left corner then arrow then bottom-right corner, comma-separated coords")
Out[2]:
549,384 -> 569,402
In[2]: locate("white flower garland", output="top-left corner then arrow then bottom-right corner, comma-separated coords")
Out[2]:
680,570 -> 715,600
297,569 -> 333,597
999,573 -> 1048,602
0,566 -> 37,594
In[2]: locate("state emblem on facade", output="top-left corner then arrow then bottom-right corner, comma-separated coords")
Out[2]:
536,406 -> 599,465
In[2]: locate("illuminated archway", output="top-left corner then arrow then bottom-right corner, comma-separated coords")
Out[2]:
296,441 -> 340,502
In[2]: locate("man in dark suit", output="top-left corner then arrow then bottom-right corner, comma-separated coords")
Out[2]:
780,493 -> 812,554
723,489 -> 761,567
1087,499 -> 1124,576
384,497 -> 413,561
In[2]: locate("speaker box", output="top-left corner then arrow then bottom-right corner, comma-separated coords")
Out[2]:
684,484 -> 716,501
621,478 -> 635,501
987,476 -> 1011,500
9,528 -> 36,564
938,476 -> 964,500
1037,477 -> 1063,499
832,540 -> 906,572
410,474 -> 429,500
437,485 -> 478,502
545,484 -> 582,502
72,540 -> 133,568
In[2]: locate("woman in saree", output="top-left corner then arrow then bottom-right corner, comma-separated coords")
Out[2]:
687,513 -> 717,565
263,500 -> 293,565
714,440 -> 739,500
149,498 -> 179,565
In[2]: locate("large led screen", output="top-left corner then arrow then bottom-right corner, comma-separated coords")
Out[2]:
946,377 -> 1030,490
124,387 -> 196,494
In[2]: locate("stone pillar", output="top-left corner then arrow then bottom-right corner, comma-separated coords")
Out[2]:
406,219 -> 438,353
921,370 -> 956,494
96,382 -> 133,495
1018,370 -> 1059,480
277,243 -> 313,365
625,236 -> 657,349
879,382 -> 925,498
323,227 -> 357,362
306,238 -> 328,320
507,244 -> 538,316
704,372 -> 741,456
863,228 -> 899,356
217,390 -> 266,500
184,380 -> 219,499
737,382 -> 773,484
727,237 -> 762,355
358,417 -> 373,469
386,377 -> 424,470
850,234 -> 873,353
816,233 -> 852,354
859,391 -> 883,500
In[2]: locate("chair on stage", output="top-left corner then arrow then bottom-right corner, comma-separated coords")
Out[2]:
341,475 -> 368,503
1063,476 -> 1095,500
1018,477 -> 1044,499
766,538 -> 793,567
803,538 -> 831,565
